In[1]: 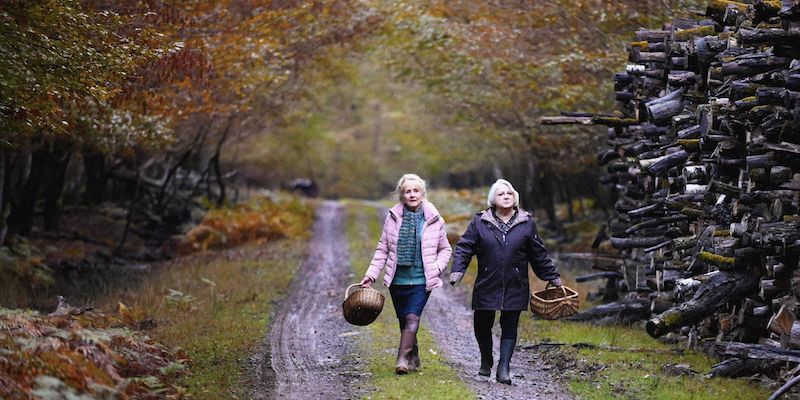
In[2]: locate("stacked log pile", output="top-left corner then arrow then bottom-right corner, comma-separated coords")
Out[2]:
542,0 -> 800,378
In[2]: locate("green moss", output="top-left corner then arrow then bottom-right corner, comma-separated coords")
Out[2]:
698,251 -> 735,266
675,25 -> 716,40
680,207 -> 707,218
660,311 -> 682,327
677,139 -> 700,151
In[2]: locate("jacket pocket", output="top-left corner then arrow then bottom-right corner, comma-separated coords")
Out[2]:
512,266 -> 525,283
474,266 -> 491,289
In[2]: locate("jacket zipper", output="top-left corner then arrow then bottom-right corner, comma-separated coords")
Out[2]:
484,213 -> 525,310
488,224 -> 507,309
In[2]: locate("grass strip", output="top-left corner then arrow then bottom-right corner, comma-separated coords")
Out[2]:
518,319 -> 772,399
94,199 -> 313,399
344,201 -> 474,399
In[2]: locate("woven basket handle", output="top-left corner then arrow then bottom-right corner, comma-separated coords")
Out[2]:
546,281 -> 568,299
345,283 -> 363,302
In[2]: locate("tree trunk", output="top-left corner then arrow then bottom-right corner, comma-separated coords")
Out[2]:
537,170 -> 561,233
0,146 -> 6,245
157,126 -> 209,211
668,70 -> 697,86
8,146 -> 46,236
738,27 -> 800,46
83,149 -> 107,205
42,143 -> 72,231
611,236 -> 668,250
539,116 -> 593,125
625,214 -> 688,234
635,29 -> 670,42
716,342 -> 800,363
115,170 -> 141,255
566,294 -> 650,325
708,357 -> 784,378
211,117 -> 232,206
646,270 -> 760,337
721,54 -> 790,77
647,150 -> 691,175
211,154 -> 225,206
559,176 -> 575,222
522,157 -> 535,211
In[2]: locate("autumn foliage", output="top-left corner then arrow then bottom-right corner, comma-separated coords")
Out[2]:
167,197 -> 313,254
0,0 -> 381,246
0,307 -> 189,399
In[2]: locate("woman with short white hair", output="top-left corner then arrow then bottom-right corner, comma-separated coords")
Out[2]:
360,174 -> 452,374
450,178 -> 561,384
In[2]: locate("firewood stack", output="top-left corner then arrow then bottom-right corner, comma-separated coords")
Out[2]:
543,0 -> 800,377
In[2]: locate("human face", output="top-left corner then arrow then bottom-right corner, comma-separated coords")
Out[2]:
494,185 -> 515,211
402,183 -> 423,210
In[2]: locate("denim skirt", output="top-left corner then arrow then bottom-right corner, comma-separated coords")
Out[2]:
389,284 -> 430,317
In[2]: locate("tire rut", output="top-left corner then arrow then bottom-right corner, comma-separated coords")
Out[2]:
256,201 -> 366,399
371,207 -> 573,399
425,287 -> 574,400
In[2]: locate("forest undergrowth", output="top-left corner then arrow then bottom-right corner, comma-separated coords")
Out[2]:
0,195 -> 314,399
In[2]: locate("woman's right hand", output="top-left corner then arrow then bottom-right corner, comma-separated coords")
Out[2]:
449,272 -> 464,286
360,276 -> 374,288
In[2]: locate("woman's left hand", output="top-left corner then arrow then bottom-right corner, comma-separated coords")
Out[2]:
549,277 -> 562,287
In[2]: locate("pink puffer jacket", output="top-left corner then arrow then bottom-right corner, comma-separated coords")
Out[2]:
365,201 -> 452,291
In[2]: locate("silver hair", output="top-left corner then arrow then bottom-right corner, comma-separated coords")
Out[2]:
487,179 -> 519,208
396,174 -> 427,201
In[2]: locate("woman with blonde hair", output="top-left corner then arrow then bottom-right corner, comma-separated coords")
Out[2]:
360,174 -> 452,374
450,178 -> 561,384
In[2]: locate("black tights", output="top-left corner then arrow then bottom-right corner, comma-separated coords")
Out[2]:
474,310 -> 521,341
398,313 -> 420,333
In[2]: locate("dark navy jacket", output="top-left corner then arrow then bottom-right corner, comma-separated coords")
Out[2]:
451,208 -> 560,310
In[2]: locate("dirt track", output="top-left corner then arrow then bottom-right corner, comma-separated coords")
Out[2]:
376,205 -> 573,399
252,201 -> 367,399
253,201 -> 572,399
425,284 -> 573,400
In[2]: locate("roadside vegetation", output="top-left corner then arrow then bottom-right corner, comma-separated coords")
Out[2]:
97,197 -> 314,399
0,196 -> 314,399
343,200 -> 474,399
518,320 -> 772,400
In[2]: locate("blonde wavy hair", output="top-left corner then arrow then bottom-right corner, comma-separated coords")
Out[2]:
396,174 -> 427,201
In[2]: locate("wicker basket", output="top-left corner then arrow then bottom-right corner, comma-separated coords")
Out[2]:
342,283 -> 385,326
530,284 -> 579,320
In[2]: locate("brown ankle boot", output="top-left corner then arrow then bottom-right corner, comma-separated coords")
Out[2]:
395,330 -> 415,374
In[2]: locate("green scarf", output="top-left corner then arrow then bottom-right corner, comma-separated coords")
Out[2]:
396,206 -> 423,266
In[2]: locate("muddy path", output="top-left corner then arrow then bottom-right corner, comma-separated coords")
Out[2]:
425,286 -> 573,400
374,207 -> 573,399
251,201 -> 367,399
253,201 -> 572,399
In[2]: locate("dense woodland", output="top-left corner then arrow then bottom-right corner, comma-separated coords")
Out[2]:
9,0 -> 800,398
0,0 -> 705,251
